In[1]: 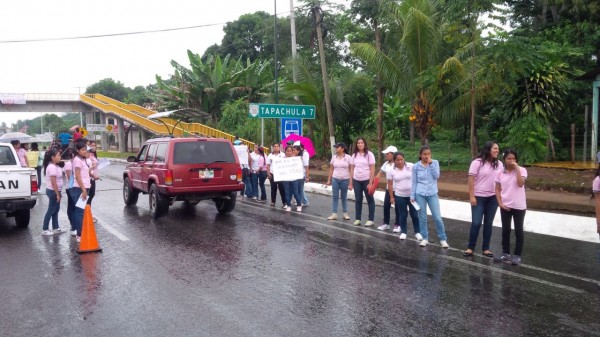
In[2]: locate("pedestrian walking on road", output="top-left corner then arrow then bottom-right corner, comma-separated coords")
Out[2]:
256,147 -> 268,202
593,167 -> 600,239
86,141 -> 100,206
63,149 -> 77,236
70,142 -> 91,243
27,142 -> 41,183
377,145 -> 397,231
282,145 -> 303,212
250,145 -> 261,201
266,143 -> 286,207
349,137 -> 376,227
326,142 -> 352,220
411,145 -> 449,248
494,149 -> 527,266
464,141 -> 503,258
387,152 -> 421,240
41,149 -> 66,236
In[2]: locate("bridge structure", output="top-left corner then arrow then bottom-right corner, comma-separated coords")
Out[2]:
0,93 -> 255,152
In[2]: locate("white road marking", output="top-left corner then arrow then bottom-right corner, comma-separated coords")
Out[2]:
96,219 -> 130,241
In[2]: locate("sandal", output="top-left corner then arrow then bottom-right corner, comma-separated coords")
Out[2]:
482,251 -> 494,258
463,249 -> 474,257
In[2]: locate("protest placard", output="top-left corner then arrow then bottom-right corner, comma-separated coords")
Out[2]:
271,157 -> 304,182
234,145 -> 249,166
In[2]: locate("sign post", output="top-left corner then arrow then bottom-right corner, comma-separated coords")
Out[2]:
280,118 -> 303,139
249,103 -> 315,145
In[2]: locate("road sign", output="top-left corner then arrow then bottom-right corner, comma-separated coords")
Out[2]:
87,124 -> 117,133
281,118 -> 302,140
249,103 -> 315,119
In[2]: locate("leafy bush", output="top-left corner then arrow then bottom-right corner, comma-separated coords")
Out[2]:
502,116 -> 548,165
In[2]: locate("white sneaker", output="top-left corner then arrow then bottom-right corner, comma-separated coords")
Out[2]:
353,220 -> 361,226
399,233 -> 407,240
420,240 -> 428,247
70,230 -> 77,236
343,213 -> 351,220
377,224 -> 390,231
415,233 -> 423,241
441,240 -> 449,248
327,213 -> 337,220
285,206 -> 292,212
296,206 -> 302,212
41,230 -> 54,236
53,227 -> 66,234
392,226 -> 401,233
364,220 -> 375,227
76,236 -> 81,243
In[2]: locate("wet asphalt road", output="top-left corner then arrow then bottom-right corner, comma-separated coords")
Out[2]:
1,163 -> 600,337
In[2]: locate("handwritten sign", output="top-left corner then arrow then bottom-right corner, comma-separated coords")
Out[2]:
234,145 -> 249,166
271,157 -> 304,182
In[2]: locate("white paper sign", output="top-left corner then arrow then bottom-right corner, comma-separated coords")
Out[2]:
96,158 -> 111,170
234,145 -> 249,166
271,157 -> 304,182
75,196 -> 87,209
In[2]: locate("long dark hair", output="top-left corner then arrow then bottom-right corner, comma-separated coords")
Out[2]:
502,148 -> 518,163
30,142 -> 39,151
43,149 -> 59,175
258,147 -> 266,162
353,137 -> 369,157
293,145 -> 303,157
418,145 -> 430,161
476,141 -> 499,170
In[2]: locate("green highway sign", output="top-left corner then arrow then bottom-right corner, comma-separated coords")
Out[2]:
249,103 -> 316,119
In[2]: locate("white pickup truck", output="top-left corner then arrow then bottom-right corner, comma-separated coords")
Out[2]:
0,142 -> 38,227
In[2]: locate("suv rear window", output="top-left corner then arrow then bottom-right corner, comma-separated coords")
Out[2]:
0,146 -> 17,165
173,141 -> 235,164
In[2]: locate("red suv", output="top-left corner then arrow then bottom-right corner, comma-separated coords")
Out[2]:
123,137 -> 243,218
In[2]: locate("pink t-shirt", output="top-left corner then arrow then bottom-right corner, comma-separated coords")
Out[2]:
17,148 -> 27,167
45,163 -> 64,190
469,159 -> 504,197
330,154 -> 352,180
72,156 -> 91,189
593,176 -> 600,193
386,163 -> 413,197
352,151 -> 375,181
495,167 -> 528,210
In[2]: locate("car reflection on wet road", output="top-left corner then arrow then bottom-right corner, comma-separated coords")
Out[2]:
1,162 -> 599,336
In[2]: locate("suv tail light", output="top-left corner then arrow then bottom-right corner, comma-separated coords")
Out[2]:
30,174 -> 38,194
236,167 -> 242,182
165,169 -> 173,186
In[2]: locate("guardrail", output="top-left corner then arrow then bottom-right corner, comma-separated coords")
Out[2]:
24,93 -> 80,101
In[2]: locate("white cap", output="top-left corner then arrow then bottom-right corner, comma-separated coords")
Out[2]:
381,146 -> 398,154
293,141 -> 301,146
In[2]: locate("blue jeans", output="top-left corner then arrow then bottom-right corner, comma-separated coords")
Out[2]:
468,196 -> 498,251
250,172 -> 259,198
69,187 -> 89,236
243,173 -> 253,197
258,171 -> 267,201
353,179 -> 375,221
43,189 -> 61,230
331,178 -> 349,213
284,180 -> 302,207
383,191 -> 392,225
395,195 -> 420,234
66,188 -> 76,231
415,194 -> 447,241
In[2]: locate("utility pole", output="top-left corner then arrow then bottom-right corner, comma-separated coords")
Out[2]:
312,6 -> 335,155
289,0 -> 298,86
273,0 -> 279,143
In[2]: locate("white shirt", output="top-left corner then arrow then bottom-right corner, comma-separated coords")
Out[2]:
267,152 -> 285,173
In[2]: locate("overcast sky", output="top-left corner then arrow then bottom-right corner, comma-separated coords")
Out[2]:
0,0 -> 347,126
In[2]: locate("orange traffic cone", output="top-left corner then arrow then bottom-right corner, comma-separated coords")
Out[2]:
78,204 -> 102,254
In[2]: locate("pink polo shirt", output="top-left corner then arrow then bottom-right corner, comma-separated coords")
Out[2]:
387,163 -> 413,197
495,167 -> 528,210
330,154 -> 352,180
17,148 -> 27,167
352,151 -> 375,181
593,176 -> 600,193
72,156 -> 91,189
469,159 -> 504,197
45,163 -> 64,190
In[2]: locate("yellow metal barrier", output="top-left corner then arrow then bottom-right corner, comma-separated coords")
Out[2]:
80,94 -> 257,148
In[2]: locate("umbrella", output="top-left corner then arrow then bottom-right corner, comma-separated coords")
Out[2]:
281,134 -> 316,157
0,132 -> 34,143
69,125 -> 80,131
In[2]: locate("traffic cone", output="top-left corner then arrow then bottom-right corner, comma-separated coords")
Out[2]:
78,204 -> 102,254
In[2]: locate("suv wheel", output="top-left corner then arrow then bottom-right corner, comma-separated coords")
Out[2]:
14,209 -> 30,228
215,193 -> 236,214
149,184 -> 169,218
123,177 -> 140,206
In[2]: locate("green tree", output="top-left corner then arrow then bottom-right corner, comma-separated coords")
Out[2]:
85,78 -> 130,101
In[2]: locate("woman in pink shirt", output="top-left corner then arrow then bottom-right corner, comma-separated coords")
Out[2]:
71,142 -> 91,242
41,149 -> 66,235
349,137 -> 376,226
326,142 -> 352,220
387,152 -> 420,240
464,141 -> 503,258
494,149 -> 527,266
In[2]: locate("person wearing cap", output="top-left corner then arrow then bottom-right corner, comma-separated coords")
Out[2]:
372,145 -> 397,231
266,142 -> 286,207
349,137 -> 376,227
326,142 -> 352,220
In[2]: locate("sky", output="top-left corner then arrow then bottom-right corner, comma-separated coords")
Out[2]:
0,0 -> 347,127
